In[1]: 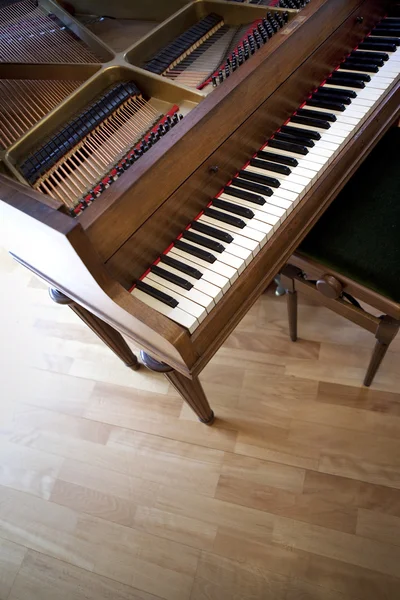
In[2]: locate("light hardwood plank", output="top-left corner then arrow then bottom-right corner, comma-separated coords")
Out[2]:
356,508 -> 400,547
0,539 -> 26,600
9,550 -> 162,600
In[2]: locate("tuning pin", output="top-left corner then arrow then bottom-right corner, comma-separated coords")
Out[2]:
218,70 -> 224,83
275,12 -> 284,27
179,113 -> 183,120
253,29 -> 261,48
231,54 -> 237,71
134,148 -> 142,158
283,11 -> 289,23
212,75 -> 218,87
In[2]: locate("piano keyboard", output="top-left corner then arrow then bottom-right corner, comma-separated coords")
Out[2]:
131,17 -> 400,333
0,78 -> 83,150
17,82 -> 183,215
143,12 -> 287,92
0,0 -> 100,63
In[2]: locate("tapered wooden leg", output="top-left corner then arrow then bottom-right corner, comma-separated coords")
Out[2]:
49,288 -> 139,371
140,351 -> 215,425
364,315 -> 399,387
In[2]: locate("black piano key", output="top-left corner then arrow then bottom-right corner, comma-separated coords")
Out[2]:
306,98 -> 346,111
341,61 -> 379,73
317,86 -> 357,99
327,76 -> 365,89
377,18 -> 400,26
331,71 -> 371,83
312,91 -> 351,106
281,125 -> 321,140
256,150 -> 297,167
243,161 -> 283,185
151,265 -> 193,291
268,138 -> 308,155
345,55 -> 385,67
160,254 -> 202,279
297,108 -> 336,122
223,185 -> 266,203
204,207 -> 246,229
368,35 -> 400,45
183,230 -> 225,253
358,41 -> 396,52
230,178 -> 270,200
213,198 -> 254,219
174,239 -> 216,264
372,28 -> 400,37
275,131 -> 315,147
191,221 -> 233,243
291,115 -> 331,129
351,49 -> 389,61
136,280 -> 178,308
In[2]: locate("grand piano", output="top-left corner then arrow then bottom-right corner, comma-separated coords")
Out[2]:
1,0 -> 399,424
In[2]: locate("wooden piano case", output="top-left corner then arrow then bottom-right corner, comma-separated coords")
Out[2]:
1,0 -> 399,422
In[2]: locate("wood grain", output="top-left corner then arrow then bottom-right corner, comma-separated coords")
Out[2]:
1,251 -> 400,599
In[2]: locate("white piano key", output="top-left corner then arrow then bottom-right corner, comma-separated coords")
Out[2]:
286,120 -> 337,135
170,245 -> 238,282
334,114 -> 361,126
337,68 -> 398,82
157,260 -> 224,302
244,164 -> 312,186
187,226 -> 253,263
145,271 -> 215,313
302,104 -> 366,120
132,288 -> 199,333
198,213 -> 265,246
167,249 -> 231,292
140,277 -> 207,322
269,186 -> 299,203
209,205 -> 276,235
219,193 -> 286,225
179,235 -> 245,272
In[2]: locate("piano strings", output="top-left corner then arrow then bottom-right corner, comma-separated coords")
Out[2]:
142,12 -> 288,92
17,81 -> 183,214
0,0 -> 100,63
0,79 -> 83,150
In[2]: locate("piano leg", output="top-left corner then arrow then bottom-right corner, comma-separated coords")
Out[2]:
140,352 -> 215,425
49,288 -> 139,371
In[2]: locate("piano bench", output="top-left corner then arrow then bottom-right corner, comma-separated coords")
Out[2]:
280,126 -> 400,387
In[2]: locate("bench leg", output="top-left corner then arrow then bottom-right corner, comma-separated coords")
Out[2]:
49,288 -> 139,371
140,352 -> 215,425
364,315 -> 399,387
281,272 -> 298,342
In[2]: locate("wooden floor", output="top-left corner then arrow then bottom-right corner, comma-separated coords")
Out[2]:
1,245 -> 400,600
